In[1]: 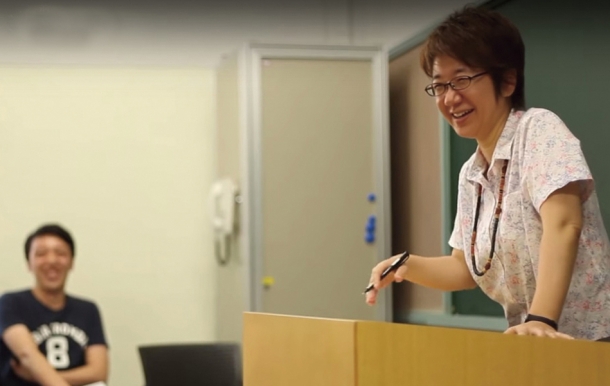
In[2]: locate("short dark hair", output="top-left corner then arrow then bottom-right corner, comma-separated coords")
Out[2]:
24,224 -> 75,261
420,5 -> 526,110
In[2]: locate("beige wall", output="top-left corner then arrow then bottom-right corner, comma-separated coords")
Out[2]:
389,46 -> 445,314
0,67 -> 217,386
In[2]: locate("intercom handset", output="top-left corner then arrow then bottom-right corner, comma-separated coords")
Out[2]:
209,178 -> 238,265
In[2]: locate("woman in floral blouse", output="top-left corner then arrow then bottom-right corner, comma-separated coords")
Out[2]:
366,6 -> 610,340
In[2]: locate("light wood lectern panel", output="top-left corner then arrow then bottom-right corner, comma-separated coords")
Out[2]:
244,312 -> 610,386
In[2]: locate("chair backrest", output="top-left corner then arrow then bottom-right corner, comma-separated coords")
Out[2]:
138,343 -> 242,386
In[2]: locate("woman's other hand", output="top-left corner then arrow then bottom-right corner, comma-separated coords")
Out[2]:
504,321 -> 574,339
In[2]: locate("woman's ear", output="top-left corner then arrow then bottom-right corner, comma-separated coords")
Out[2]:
501,69 -> 517,97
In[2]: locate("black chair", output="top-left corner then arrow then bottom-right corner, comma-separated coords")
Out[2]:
138,343 -> 242,386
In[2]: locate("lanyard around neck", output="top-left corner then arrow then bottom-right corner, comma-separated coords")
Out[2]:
470,159 -> 509,277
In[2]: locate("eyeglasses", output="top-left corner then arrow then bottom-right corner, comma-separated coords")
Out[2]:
424,71 -> 488,97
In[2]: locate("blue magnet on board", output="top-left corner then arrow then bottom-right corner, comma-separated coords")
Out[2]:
365,232 -> 375,244
366,216 -> 376,232
367,193 -> 376,202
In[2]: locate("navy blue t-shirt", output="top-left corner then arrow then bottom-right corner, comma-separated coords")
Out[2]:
0,290 -> 107,386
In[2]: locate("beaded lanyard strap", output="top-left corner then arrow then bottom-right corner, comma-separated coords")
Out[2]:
470,159 -> 509,277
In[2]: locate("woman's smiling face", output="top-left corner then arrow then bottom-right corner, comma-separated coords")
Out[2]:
432,54 -> 514,141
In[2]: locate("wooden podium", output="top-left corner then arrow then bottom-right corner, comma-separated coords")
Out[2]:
243,312 -> 610,386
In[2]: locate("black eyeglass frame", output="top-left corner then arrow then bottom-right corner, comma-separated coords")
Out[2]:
424,71 -> 488,97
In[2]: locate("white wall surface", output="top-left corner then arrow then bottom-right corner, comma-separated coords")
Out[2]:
0,67 -> 217,386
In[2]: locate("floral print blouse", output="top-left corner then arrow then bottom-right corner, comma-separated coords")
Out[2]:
449,108 -> 610,340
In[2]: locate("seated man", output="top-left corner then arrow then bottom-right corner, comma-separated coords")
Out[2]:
0,224 -> 108,386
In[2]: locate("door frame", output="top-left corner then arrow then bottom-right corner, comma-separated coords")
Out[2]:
239,43 -> 392,322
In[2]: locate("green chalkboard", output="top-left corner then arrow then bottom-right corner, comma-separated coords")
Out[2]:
451,0 -> 610,316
